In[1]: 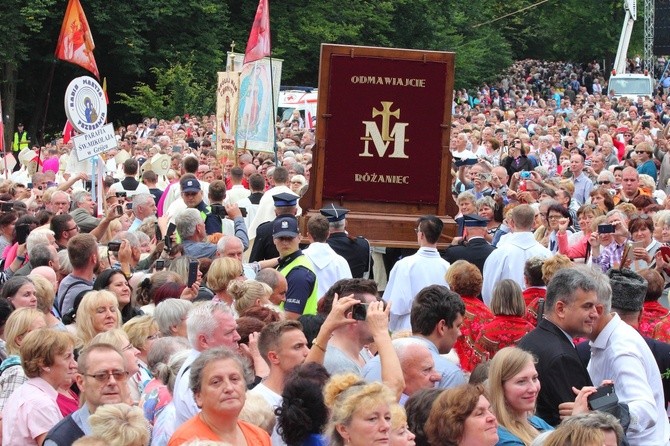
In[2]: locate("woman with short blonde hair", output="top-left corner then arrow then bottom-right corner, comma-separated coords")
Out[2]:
0,308 -> 46,412
75,290 -> 122,347
207,257 -> 244,310
89,403 -> 150,446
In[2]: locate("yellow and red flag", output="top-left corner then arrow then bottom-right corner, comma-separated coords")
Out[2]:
102,77 -> 108,104
54,0 -> 100,79
243,0 -> 271,64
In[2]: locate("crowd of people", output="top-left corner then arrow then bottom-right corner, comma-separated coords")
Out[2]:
0,57 -> 667,446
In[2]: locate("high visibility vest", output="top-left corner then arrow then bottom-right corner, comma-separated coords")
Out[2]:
12,131 -> 28,152
279,254 -> 319,315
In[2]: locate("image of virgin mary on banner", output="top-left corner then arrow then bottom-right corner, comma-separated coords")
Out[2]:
235,58 -> 282,153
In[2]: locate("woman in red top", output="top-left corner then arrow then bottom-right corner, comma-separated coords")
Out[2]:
637,268 -> 670,338
445,260 -> 493,372
476,280 -> 534,359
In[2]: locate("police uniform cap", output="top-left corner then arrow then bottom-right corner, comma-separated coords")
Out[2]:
273,215 -> 299,238
463,214 -> 488,228
180,177 -> 201,193
272,192 -> 299,207
320,204 -> 349,222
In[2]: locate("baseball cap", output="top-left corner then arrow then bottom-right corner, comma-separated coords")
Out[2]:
272,215 -> 299,238
180,177 -> 201,193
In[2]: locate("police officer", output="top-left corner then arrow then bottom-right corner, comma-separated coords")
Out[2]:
321,205 -> 371,278
249,192 -> 299,262
442,214 -> 496,274
274,214 -> 318,318
12,122 -> 29,172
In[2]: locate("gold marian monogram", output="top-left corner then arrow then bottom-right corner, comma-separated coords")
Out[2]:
360,101 -> 409,159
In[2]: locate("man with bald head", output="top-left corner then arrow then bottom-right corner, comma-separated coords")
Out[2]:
394,339 -> 440,403
617,166 -> 648,203
217,235 -> 257,279
31,266 -> 58,293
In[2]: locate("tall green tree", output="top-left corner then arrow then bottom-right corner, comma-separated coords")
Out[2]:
0,0 -> 56,148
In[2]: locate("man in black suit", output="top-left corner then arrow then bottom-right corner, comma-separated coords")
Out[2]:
322,205 -> 371,278
442,214 -> 495,274
517,267 -> 598,426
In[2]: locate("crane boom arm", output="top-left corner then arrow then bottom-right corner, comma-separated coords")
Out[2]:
613,0 -> 637,75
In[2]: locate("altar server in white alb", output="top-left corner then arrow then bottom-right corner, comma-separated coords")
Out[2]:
302,212 -> 352,298
481,204 -> 551,307
383,215 -> 450,333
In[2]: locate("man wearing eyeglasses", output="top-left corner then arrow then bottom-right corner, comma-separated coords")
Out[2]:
50,214 -> 79,251
44,344 -> 129,445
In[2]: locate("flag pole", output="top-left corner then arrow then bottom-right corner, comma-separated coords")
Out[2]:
269,54 -> 278,165
37,61 -> 57,172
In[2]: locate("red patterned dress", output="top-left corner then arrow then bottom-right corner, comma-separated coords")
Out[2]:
523,287 -> 546,326
640,301 -> 670,338
522,287 -> 546,307
652,316 -> 670,343
454,295 -> 494,372
475,315 -> 535,359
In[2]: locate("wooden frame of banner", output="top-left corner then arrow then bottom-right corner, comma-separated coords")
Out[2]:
299,44 -> 457,248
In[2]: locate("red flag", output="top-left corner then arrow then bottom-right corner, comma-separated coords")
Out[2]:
243,0 -> 271,64
304,99 -> 313,130
62,120 -> 75,144
54,0 -> 100,79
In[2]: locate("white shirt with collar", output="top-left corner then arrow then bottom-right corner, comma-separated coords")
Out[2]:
383,247 -> 450,333
588,313 -> 670,445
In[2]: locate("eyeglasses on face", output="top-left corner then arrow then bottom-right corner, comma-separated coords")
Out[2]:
597,180 -> 611,185
84,370 -> 129,382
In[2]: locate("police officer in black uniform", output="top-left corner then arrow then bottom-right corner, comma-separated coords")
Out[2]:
249,192 -> 299,262
442,214 -> 496,274
321,205 -> 371,279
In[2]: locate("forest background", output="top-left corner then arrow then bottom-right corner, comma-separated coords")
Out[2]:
0,0 -> 643,142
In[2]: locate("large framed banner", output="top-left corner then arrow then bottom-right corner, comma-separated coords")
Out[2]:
301,44 -> 457,246
235,57 -> 283,152
216,71 -> 240,158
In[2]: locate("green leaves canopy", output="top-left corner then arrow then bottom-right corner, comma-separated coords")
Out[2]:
0,0 -> 634,137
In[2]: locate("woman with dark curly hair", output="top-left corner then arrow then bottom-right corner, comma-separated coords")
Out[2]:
93,269 -> 142,324
276,362 -> 330,446
424,384 -> 498,446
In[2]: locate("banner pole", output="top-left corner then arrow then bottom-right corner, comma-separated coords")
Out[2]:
91,156 -> 97,216
269,55 -> 278,165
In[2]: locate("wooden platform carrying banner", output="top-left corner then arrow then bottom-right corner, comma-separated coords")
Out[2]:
300,44 -> 458,247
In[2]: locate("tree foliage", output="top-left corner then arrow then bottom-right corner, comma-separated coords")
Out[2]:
0,0 -> 639,138
117,62 -> 214,118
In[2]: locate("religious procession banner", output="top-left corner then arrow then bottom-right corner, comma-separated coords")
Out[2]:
216,71 -> 240,160
235,57 -> 283,153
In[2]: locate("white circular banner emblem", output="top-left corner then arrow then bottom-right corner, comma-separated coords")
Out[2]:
64,76 -> 107,134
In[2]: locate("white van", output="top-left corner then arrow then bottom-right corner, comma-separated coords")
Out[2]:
607,73 -> 655,100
